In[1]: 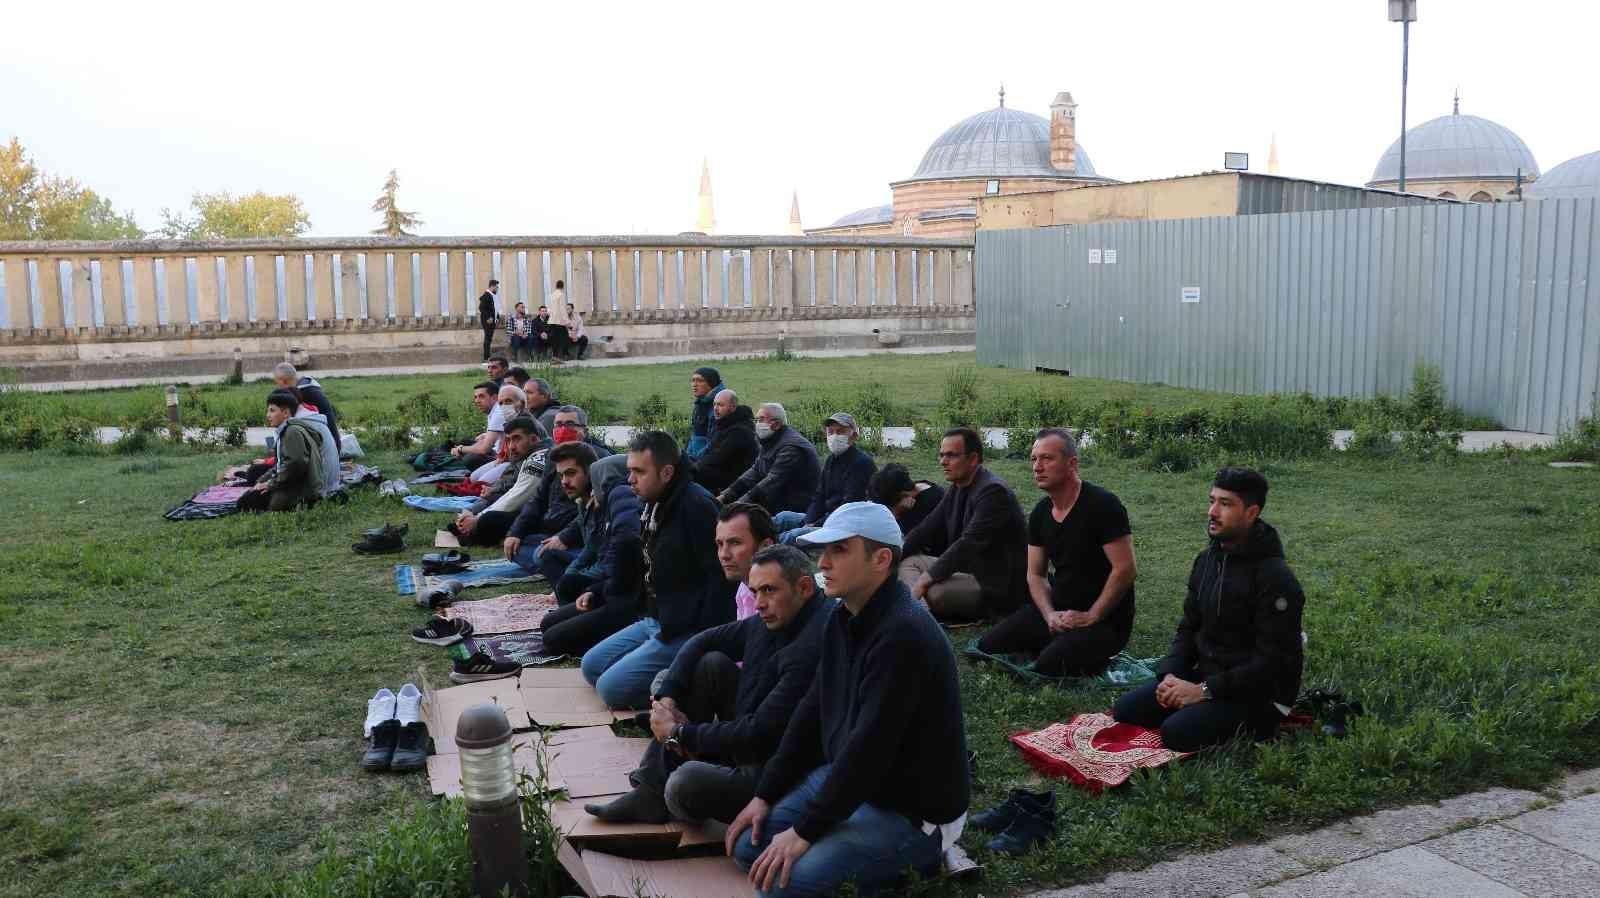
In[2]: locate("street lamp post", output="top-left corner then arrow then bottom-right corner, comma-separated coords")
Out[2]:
1390,0 -> 1418,193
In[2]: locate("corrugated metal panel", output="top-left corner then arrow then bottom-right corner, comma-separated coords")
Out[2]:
1235,173 -> 1452,215
977,197 -> 1600,433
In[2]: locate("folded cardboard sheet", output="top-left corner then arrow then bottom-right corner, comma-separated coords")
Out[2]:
519,666 -> 638,726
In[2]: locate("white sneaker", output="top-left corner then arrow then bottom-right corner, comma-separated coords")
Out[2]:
396,683 -> 423,726
364,687 -> 397,737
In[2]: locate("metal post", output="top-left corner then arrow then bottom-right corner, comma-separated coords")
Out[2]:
165,384 -> 180,424
1399,17 -> 1410,193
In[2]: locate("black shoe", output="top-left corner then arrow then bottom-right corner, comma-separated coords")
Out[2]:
413,616 -> 474,646
363,522 -> 408,540
362,719 -> 400,771
1320,700 -> 1365,739
971,788 -> 1055,834
987,806 -> 1057,856
418,579 -> 464,610
450,650 -> 520,683
421,550 -> 470,574
389,721 -> 430,771
353,527 -> 406,555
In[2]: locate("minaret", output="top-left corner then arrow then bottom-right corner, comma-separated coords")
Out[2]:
1268,134 -> 1280,174
788,191 -> 803,236
1049,91 -> 1078,174
696,158 -> 716,234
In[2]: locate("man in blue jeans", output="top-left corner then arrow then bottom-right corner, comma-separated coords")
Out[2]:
581,430 -> 730,709
725,502 -> 970,897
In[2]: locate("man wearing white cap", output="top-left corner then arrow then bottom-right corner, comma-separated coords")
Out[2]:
726,502 -> 970,897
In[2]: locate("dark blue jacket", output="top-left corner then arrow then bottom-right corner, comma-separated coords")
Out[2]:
686,383 -> 725,459
804,445 -> 876,525
641,472 -> 731,641
724,424 -> 821,514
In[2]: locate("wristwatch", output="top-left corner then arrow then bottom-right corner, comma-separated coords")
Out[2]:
1199,681 -> 1212,701
664,724 -> 685,756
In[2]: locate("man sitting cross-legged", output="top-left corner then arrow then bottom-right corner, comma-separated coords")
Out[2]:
727,502 -> 970,898
586,540 -> 827,825
500,406 -> 610,571
580,431 -> 729,710
900,427 -> 1028,622
718,403 -> 821,516
539,453 -> 643,658
467,384 -> 528,484
976,428 -> 1138,676
771,412 -> 875,546
241,390 -> 330,513
1112,467 -> 1305,752
448,416 -> 546,547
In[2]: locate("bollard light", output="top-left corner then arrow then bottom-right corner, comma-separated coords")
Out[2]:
231,347 -> 243,382
165,385 -> 180,424
456,703 -> 528,898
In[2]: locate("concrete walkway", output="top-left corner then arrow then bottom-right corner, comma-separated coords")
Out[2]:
1031,768 -> 1600,898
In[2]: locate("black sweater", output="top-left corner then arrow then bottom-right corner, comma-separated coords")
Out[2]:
656,589 -> 827,766
901,466 -> 1027,615
755,576 -> 970,842
694,405 -> 761,495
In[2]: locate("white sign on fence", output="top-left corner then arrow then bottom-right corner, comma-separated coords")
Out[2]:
1088,249 -> 1101,264
1104,249 -> 1117,264
1181,286 -> 1201,304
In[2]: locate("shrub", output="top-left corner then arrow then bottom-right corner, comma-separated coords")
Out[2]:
1398,418 -> 1462,462
1406,363 -> 1448,427
938,366 -> 981,427
628,391 -> 690,445
1549,416 -> 1600,462
1141,434 -> 1212,473
1345,415 -> 1399,459
1211,399 -> 1332,459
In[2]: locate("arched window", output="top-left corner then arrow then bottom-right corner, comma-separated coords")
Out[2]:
1469,191 -> 1493,203
1438,190 -> 1457,199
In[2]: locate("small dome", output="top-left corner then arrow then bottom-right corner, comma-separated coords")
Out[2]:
1369,112 -> 1538,184
827,204 -> 894,228
1525,150 -> 1600,201
909,106 -> 1099,181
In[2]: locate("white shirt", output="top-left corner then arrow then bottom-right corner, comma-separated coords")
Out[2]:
547,290 -> 568,325
485,404 -> 509,453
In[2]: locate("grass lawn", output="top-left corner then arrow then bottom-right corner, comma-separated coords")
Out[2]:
1,357 -> 1596,897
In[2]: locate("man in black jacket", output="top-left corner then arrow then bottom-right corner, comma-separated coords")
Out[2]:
587,539 -> 826,825
695,390 -> 760,496
1113,467 -> 1305,752
478,280 -> 499,360
728,501 -> 969,897
901,427 -> 1028,621
719,403 -> 821,515
541,454 -> 644,658
272,363 -> 340,454
581,430 -> 729,710
774,412 -> 876,545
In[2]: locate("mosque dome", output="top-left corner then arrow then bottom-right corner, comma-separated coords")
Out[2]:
908,105 -> 1100,181
1524,150 -> 1600,201
827,204 -> 894,228
1369,110 -> 1538,185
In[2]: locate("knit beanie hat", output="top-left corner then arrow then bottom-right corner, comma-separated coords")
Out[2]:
694,366 -> 722,388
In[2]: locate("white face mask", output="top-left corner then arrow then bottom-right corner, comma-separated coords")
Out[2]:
755,422 -> 774,440
826,434 -> 851,456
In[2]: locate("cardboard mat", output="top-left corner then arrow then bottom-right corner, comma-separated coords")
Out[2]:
434,529 -> 461,548
520,666 -> 640,727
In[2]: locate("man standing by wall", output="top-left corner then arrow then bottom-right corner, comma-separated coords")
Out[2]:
478,279 -> 500,361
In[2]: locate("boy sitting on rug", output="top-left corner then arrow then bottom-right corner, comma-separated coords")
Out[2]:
1112,467 -> 1305,752
241,390 -> 328,513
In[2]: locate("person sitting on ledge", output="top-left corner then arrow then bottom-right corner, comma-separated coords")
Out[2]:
772,412 -> 876,546
719,403 -> 821,516
975,428 -> 1137,676
1112,466 -> 1305,753
694,389 -> 760,497
900,427 -> 1027,622
241,390 -> 328,513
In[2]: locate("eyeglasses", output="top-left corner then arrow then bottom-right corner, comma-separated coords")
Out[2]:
937,451 -> 968,461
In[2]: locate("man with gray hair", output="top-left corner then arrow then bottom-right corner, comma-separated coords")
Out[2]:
974,427 -> 1137,676
272,362 -> 340,453
524,377 -> 559,438
587,541 -> 827,825
718,402 -> 821,515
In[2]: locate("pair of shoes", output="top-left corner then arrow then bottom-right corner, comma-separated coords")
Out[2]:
421,550 -> 470,574
450,649 -> 521,683
361,684 -> 429,772
379,479 -> 411,497
417,579 -> 464,610
412,616 -> 474,646
973,788 -> 1057,856
354,523 -> 407,555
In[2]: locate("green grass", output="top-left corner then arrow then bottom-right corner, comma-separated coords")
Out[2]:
1,357 -> 1595,897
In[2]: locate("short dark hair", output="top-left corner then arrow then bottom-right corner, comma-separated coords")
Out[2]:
549,440 -> 599,472
506,366 -> 531,387
718,501 -> 777,545
751,544 -> 813,586
528,378 -> 553,399
1035,427 -> 1078,457
488,354 -> 509,368
861,536 -> 903,571
627,430 -> 680,470
555,279 -> 565,289
504,415 -> 541,437
266,389 -> 300,413
868,463 -> 915,505
488,279 -> 500,288
1214,466 -> 1269,511
473,380 -> 498,396
943,427 -> 983,461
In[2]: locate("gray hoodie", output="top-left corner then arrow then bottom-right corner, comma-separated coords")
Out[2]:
290,410 -> 342,496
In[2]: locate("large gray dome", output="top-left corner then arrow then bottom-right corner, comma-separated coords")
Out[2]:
827,204 -> 894,228
1525,150 -> 1600,201
1369,113 -> 1538,184
909,106 -> 1099,181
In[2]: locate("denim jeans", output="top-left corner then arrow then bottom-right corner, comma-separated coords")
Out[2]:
772,511 -> 820,546
579,618 -> 691,709
402,495 -> 477,513
733,764 -> 943,898
510,537 -> 557,576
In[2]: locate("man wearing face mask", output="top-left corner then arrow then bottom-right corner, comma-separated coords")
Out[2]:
772,413 -> 876,546
719,403 -> 821,516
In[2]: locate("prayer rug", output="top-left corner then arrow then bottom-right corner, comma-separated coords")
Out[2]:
409,469 -> 470,485
1009,713 -> 1192,793
442,592 -> 559,635
163,485 -> 250,521
963,640 -> 1160,687
395,559 -> 543,595
464,631 -> 566,666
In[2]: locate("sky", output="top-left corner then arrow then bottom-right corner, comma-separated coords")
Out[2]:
2,0 -> 1595,238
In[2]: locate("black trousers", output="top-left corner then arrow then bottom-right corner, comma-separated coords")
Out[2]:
571,335 -> 589,359
542,594 -> 632,658
481,321 -> 496,360
630,651 -> 755,823
977,603 -> 1131,676
455,510 -> 517,547
546,324 -> 570,359
1112,670 -> 1282,753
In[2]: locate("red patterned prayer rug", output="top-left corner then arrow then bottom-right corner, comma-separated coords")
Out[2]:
438,479 -> 486,497
1009,713 -> 1193,793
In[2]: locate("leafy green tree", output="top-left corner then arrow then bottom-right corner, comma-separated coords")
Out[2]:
159,190 -> 310,239
0,136 -> 143,239
370,169 -> 422,237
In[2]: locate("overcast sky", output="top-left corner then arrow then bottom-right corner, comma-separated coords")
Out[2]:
3,0 -> 1594,238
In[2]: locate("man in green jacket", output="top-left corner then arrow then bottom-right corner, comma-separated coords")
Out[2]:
248,389 -> 328,512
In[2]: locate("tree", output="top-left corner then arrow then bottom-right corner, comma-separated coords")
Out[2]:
159,190 -> 311,239
0,136 -> 143,239
370,169 -> 422,237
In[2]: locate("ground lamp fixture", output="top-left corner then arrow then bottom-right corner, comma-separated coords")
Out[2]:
1389,0 -> 1418,193
456,703 -> 528,897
